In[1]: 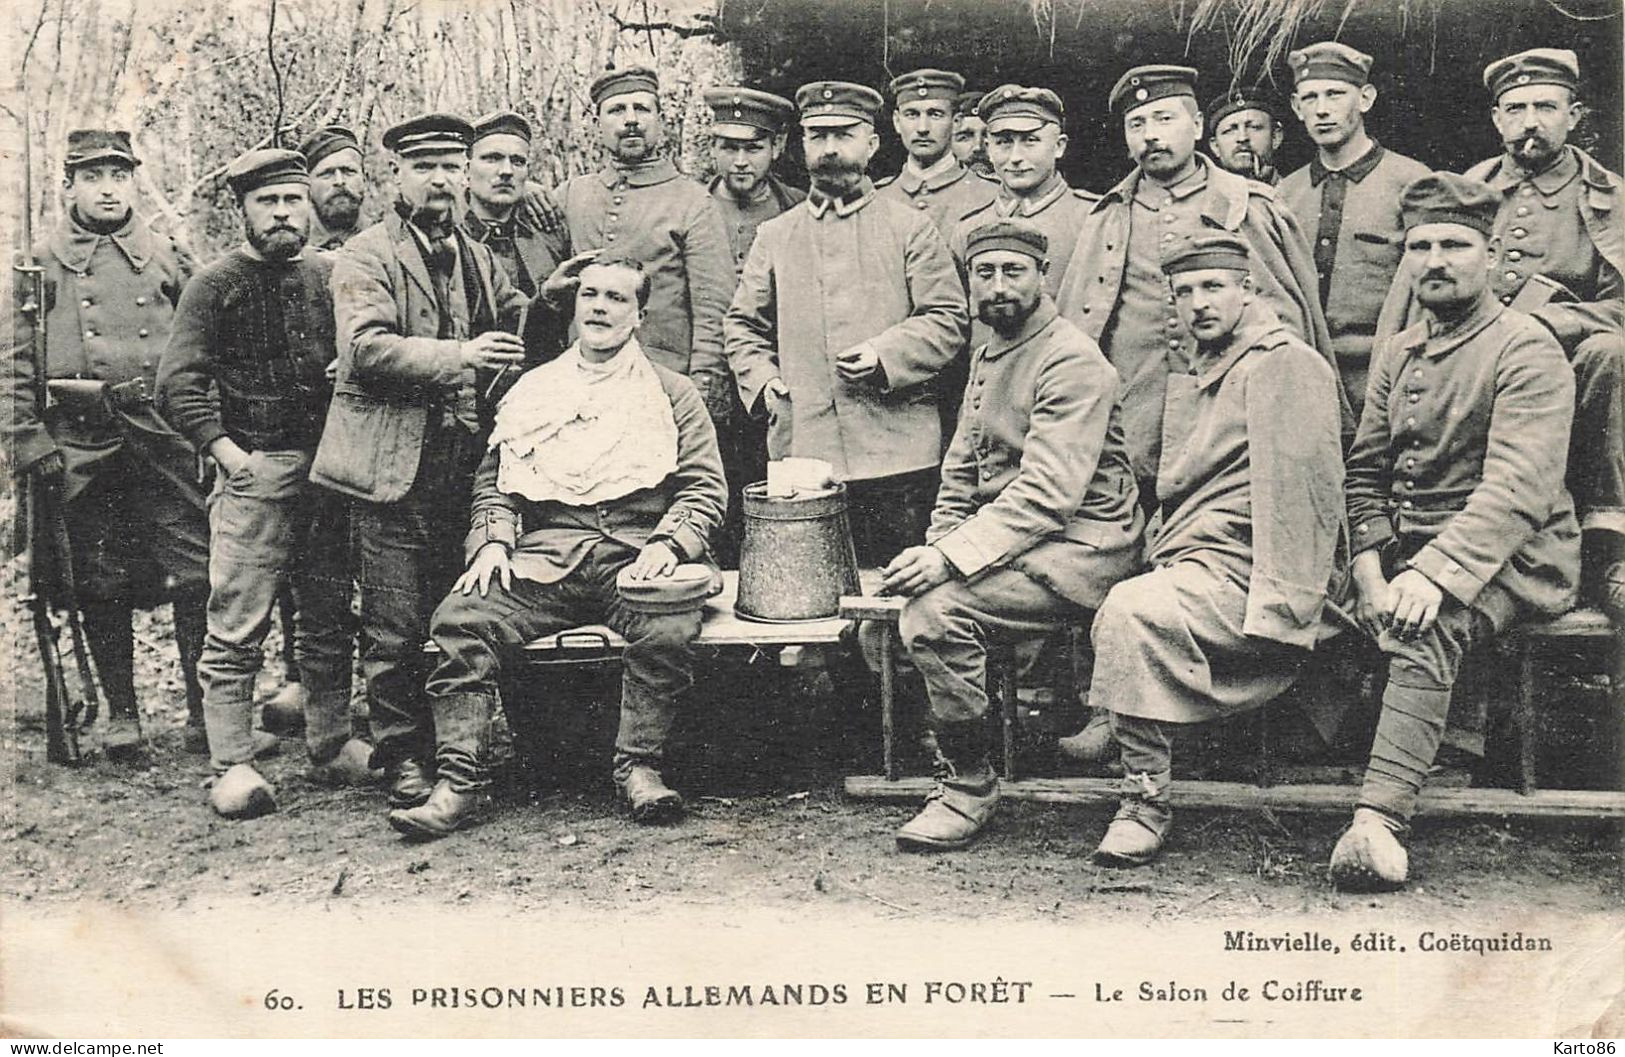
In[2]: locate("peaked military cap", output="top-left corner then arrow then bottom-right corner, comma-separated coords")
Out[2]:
226,148 -> 309,198
590,66 -> 661,106
964,218 -> 1048,262
888,69 -> 966,104
64,129 -> 139,171
703,87 -> 796,139
383,113 -> 474,156
1484,48 -> 1580,100
1161,232 -> 1251,275
954,90 -> 985,119
979,85 -> 1065,132
297,125 -> 361,170
1288,42 -> 1374,86
1109,65 -> 1198,117
1400,173 -> 1500,236
1207,86 -> 1281,127
471,110 -> 533,146
795,81 -> 884,128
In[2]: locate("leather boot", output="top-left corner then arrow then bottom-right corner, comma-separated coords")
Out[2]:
209,763 -> 278,819
615,763 -> 684,823
83,600 -> 141,759
388,779 -> 488,839
309,738 -> 384,788
895,772 -> 1000,852
1093,770 -> 1173,867
1057,708 -> 1114,763
102,715 -> 145,761
260,681 -> 308,735
388,759 -> 434,808
172,590 -> 207,735
1328,806 -> 1410,892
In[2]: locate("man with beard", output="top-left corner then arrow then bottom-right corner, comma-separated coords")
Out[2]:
1333,174 -> 1580,891
1380,49 -> 1624,621
311,113 -> 527,814
392,258 -> 728,837
299,125 -> 366,250
952,86 -> 1095,290
885,219 -> 1143,852
1086,234 -> 1344,867
555,68 -> 735,430
1206,87 -> 1285,185
464,111 -> 566,300
951,91 -> 995,182
703,87 -> 805,274
876,69 -> 996,238
726,81 -> 968,565
1279,43 -> 1431,417
4,129 -> 209,759
157,149 -> 370,817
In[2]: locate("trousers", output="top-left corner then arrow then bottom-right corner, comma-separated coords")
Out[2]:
1569,332 -> 1625,534
846,468 -> 936,568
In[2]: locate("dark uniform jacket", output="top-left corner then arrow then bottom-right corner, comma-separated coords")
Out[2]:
462,205 -> 567,298
708,174 -> 806,276
876,157 -> 998,240
311,212 -> 526,504
5,211 -> 195,500
1348,293 -> 1580,624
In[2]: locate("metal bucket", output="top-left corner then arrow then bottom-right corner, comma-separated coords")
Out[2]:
734,481 -> 860,622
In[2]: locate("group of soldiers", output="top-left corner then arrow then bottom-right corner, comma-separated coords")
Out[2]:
8,37 -> 1621,892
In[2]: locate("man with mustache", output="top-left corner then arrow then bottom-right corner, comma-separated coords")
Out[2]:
703,87 -> 805,275
726,81 -> 968,565
1206,86 -> 1284,185
1086,233 -> 1344,868
4,128 -> 209,760
1334,174 -> 1580,891
554,68 -> 736,430
1380,48 -> 1624,622
951,91 -> 995,182
1279,43 -> 1431,417
393,257 -> 728,837
157,149 -> 370,816
464,111 -> 565,300
876,69 -> 996,238
311,113 -> 528,815
299,125 -> 367,250
885,219 -> 1143,852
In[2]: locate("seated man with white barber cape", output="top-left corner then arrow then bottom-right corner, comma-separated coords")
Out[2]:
393,256 -> 729,839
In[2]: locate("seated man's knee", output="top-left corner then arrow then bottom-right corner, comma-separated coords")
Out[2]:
898,581 -> 967,652
631,611 -> 701,651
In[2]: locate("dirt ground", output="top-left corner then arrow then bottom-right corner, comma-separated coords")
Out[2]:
3,601 -> 1620,921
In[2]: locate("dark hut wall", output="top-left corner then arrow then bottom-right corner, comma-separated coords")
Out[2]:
719,0 -> 1623,189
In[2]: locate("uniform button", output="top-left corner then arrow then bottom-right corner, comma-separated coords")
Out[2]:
1402,500 -> 1414,509
1516,206 -> 1531,216
606,233 -> 617,241
1406,416 -> 1416,426
1521,186 -> 1535,197
916,201 -> 927,210
607,213 -> 618,221
1413,369 -> 1423,378
1501,293 -> 1514,304
142,360 -> 153,369
1320,237 -> 1332,245
1405,458 -> 1416,469
612,196 -> 624,205
80,298 -> 93,308
1358,524 -> 1369,534
1408,392 -> 1419,403
1511,228 -> 1527,238
138,328 -> 149,338
1167,338 -> 1181,349
1411,439 -> 1422,449
135,296 -> 147,306
1507,250 -> 1522,261
1162,214 -> 1175,224
1505,270 -> 1519,282
84,329 -> 96,339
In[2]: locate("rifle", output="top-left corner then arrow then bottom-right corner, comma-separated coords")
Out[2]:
13,83 -> 102,764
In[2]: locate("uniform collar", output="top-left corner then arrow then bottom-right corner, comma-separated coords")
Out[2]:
1409,292 -> 1504,360
1132,161 -> 1208,207
807,177 -> 876,218
1193,301 -> 1287,391
462,203 -> 532,241
1309,139 -> 1386,186
51,209 -> 152,273
898,153 -> 962,194
1098,156 -> 1249,231
995,173 -> 1068,218
980,296 -> 1059,361
1485,143 -> 1581,197
598,155 -> 680,189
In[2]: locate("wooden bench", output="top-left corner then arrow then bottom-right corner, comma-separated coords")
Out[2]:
841,598 -> 1625,820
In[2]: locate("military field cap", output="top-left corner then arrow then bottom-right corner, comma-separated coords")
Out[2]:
796,81 -> 884,128
889,69 -> 966,104
1207,86 -> 1281,126
226,148 -> 309,198
1288,42 -> 1374,86
704,87 -> 796,139
1484,48 -> 1580,100
591,66 -> 661,106
954,90 -> 984,118
471,110 -> 533,146
1109,65 -> 1198,117
979,85 -> 1065,132
1161,232 -> 1251,275
65,129 -> 139,171
1400,173 -> 1500,236
297,125 -> 361,170
383,113 -> 474,156
964,218 -> 1048,263
615,563 -> 719,615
